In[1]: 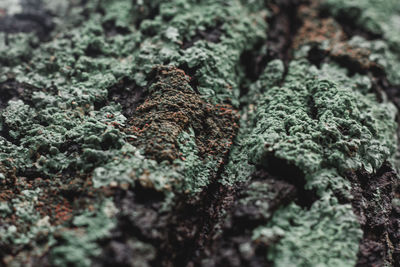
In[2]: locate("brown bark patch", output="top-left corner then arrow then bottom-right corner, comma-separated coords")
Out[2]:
126,65 -> 239,163
293,1 -> 383,75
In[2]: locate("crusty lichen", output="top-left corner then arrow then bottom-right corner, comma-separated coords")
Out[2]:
0,0 -> 268,265
253,194 -> 362,267
321,0 -> 400,53
1,0 -> 400,266
223,58 -> 397,266
247,59 -> 397,176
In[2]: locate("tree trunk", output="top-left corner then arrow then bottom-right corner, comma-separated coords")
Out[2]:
0,0 -> 399,266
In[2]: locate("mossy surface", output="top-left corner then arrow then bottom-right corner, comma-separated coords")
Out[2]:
247,59 -> 397,178
253,195 -> 362,267
321,0 -> 400,52
1,0 -> 400,266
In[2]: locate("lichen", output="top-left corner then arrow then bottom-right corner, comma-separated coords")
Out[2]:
50,199 -> 117,267
1,0 -> 400,266
225,57 -> 397,266
321,0 -> 400,53
253,195 -> 362,267
247,59 -> 397,178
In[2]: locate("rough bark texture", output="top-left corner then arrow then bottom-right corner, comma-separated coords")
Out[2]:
1,0 -> 400,266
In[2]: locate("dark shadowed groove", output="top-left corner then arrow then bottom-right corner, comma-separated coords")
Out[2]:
181,22 -> 224,50
239,0 -> 305,97
0,0 -> 55,41
346,163 -> 400,266
319,5 -> 383,41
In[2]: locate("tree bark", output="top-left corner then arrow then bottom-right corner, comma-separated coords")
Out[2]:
0,0 -> 399,266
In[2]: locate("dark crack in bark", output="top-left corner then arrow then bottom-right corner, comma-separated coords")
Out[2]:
346,163 -> 400,267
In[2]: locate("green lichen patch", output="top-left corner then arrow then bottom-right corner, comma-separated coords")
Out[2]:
1,0 -> 400,266
0,0 -> 270,265
0,162 -> 113,266
321,0 -> 400,53
293,1 -> 382,76
253,195 -> 362,267
247,59 -> 397,179
221,59 -> 286,186
220,55 -> 398,266
293,1 -> 400,89
50,199 -> 118,267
